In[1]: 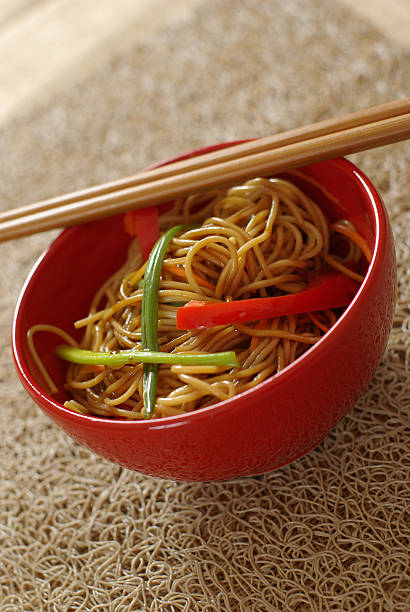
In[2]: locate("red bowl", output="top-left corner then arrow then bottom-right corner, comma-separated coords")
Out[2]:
12,147 -> 396,481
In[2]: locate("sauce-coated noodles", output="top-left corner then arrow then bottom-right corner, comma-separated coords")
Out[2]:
30,177 -> 369,418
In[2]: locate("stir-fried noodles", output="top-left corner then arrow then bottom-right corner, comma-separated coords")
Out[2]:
28,177 -> 370,419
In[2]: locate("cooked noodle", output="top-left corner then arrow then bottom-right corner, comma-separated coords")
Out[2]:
29,177 -> 368,419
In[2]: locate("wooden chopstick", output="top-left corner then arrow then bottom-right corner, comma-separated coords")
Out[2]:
1,98 -> 409,242
2,97 -> 409,226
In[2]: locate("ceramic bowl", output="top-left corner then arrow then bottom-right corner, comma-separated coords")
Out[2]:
12,146 -> 396,481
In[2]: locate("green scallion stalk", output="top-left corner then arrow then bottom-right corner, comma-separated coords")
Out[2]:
56,345 -> 239,368
141,224 -> 195,417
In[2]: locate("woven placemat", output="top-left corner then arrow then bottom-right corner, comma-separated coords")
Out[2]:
0,0 -> 409,609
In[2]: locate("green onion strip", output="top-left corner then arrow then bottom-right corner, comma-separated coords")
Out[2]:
141,224 -> 192,418
56,345 -> 239,368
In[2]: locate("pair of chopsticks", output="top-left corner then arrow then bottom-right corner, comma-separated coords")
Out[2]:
1,97 -> 409,242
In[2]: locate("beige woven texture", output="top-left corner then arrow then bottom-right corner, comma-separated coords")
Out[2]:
0,0 -> 409,610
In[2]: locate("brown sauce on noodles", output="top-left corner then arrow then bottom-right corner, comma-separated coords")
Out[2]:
29,177 -> 368,419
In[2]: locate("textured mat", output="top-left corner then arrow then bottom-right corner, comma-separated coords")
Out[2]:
0,0 -> 409,609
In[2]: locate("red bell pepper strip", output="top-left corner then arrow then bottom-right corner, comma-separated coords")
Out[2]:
124,207 -> 160,261
176,272 -> 360,330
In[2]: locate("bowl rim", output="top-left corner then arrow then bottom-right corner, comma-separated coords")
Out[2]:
12,154 -> 386,431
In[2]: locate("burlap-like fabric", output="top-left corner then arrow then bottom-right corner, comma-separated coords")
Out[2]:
1,1 -> 409,610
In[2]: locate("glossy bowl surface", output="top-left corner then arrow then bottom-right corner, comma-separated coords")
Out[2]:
12,148 -> 396,481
